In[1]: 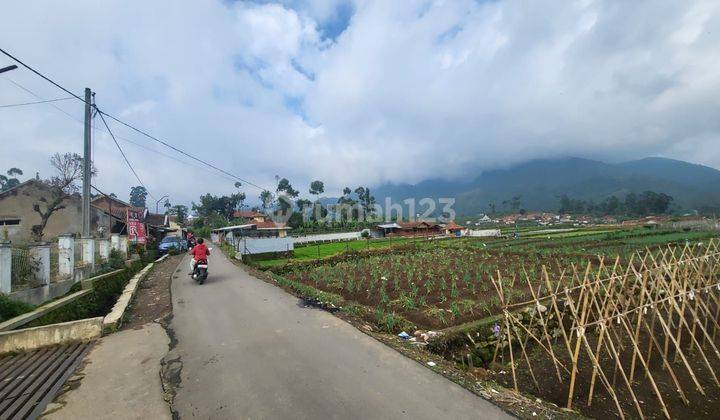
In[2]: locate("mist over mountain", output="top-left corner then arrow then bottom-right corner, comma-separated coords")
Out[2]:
372,157 -> 720,216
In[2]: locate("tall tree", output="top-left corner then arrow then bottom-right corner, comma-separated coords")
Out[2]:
192,192 -> 246,221
309,180 -> 324,196
309,180 -> 325,220
129,186 -> 148,208
276,178 -> 299,214
0,168 -> 23,192
354,186 -> 376,218
169,204 -> 189,225
259,190 -> 274,211
337,187 -> 357,223
32,153 -> 94,241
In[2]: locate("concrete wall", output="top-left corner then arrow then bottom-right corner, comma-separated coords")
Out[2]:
236,236 -> 294,255
8,279 -> 76,306
0,317 -> 102,354
292,231 -> 361,245
466,229 -> 502,237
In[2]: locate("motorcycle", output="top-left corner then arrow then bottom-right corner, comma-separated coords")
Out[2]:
192,258 -> 209,284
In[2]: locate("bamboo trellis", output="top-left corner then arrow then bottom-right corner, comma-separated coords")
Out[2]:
491,239 -> 720,419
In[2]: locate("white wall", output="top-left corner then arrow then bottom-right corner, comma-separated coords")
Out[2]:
292,231 -> 361,245
466,229 -> 502,237
236,237 -> 294,255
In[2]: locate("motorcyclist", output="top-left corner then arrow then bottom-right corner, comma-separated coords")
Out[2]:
189,238 -> 210,275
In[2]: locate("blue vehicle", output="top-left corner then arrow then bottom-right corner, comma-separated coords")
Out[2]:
158,235 -> 188,254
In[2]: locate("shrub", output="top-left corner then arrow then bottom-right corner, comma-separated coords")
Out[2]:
0,294 -> 35,322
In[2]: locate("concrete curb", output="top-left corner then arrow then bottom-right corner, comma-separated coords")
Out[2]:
0,289 -> 93,332
0,317 -> 103,354
102,263 -> 155,333
155,254 -> 169,263
80,268 -> 125,290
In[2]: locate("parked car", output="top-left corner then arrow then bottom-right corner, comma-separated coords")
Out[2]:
158,235 -> 187,254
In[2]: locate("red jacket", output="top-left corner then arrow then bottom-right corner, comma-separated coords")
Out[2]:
190,243 -> 210,261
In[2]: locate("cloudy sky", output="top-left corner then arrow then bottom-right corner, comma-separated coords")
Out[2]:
2,0 -> 720,206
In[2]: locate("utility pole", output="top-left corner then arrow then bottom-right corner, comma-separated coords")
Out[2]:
82,88 -> 92,237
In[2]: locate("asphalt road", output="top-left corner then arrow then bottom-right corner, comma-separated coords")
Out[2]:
169,249 -> 512,419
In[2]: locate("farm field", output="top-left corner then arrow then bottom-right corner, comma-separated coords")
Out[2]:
256,236 -> 415,268
269,227 -> 720,418
275,227 -> 718,330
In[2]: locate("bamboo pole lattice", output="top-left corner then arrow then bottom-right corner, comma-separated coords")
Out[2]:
493,238 -> 720,419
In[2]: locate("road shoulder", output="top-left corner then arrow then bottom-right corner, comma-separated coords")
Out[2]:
42,254 -> 182,420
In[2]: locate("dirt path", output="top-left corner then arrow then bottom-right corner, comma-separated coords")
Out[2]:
122,254 -> 182,329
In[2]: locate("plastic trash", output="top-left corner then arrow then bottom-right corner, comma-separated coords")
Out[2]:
427,361 -> 437,367
398,331 -> 411,340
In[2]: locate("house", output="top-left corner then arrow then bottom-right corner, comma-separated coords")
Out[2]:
476,214 -> 493,224
212,220 -> 290,241
91,195 -> 132,234
443,221 -> 466,237
232,210 -> 268,223
0,180 -> 121,243
374,221 -> 441,237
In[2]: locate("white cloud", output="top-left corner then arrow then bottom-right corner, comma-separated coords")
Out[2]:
1,0 -> 720,206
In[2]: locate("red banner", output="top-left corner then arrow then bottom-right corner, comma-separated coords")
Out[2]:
127,209 -> 147,244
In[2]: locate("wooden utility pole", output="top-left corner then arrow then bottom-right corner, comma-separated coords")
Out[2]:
82,87 -> 92,237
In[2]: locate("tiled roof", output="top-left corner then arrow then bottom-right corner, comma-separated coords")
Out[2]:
233,210 -> 265,218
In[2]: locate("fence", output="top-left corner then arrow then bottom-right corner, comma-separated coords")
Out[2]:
74,242 -> 84,268
49,244 -> 60,283
491,239 -> 720,419
1,236 -> 130,301
10,248 -> 37,291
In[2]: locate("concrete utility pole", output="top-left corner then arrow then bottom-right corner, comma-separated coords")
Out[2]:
82,87 -> 92,237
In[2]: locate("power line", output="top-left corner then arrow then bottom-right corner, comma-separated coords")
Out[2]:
96,105 -> 156,200
3,77 -> 239,184
0,97 -> 74,108
98,110 -> 265,191
0,47 -> 85,102
0,47 -> 265,191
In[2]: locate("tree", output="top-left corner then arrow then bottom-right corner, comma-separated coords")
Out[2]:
192,192 -> 246,221
296,198 -> 313,212
32,153 -> 94,241
129,186 -> 148,208
259,190 -> 274,211
163,199 -> 171,213
275,178 -> 299,214
354,186 -> 376,218
169,204 -> 189,225
309,180 -> 324,196
308,180 -> 325,220
0,167 -> 23,192
337,187 -> 358,223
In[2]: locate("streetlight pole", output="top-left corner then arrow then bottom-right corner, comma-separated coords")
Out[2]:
0,64 -> 18,74
155,195 -> 169,214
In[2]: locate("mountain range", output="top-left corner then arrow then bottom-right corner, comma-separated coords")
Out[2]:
371,157 -> 720,216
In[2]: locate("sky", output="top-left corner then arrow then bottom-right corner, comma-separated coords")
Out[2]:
2,0 -> 720,207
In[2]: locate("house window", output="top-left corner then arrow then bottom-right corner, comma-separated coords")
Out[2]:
0,219 -> 20,226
